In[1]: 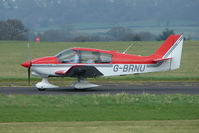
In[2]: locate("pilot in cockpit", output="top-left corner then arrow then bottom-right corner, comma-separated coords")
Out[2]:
71,51 -> 79,63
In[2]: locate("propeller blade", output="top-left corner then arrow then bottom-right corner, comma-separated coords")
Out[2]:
28,67 -> 30,85
27,61 -> 32,86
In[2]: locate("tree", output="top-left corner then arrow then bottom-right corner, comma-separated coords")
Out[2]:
157,28 -> 175,41
0,20 -> 7,40
0,19 -> 28,40
121,33 -> 135,41
133,34 -> 142,41
107,27 -> 134,41
138,32 -> 155,41
39,30 -> 66,42
71,35 -> 102,42
184,35 -> 192,40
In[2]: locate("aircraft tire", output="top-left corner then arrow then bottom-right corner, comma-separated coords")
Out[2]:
74,88 -> 87,90
37,88 -> 46,91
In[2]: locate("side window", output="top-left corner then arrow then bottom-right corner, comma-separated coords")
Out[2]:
80,51 -> 99,63
57,49 -> 79,63
100,53 -> 112,63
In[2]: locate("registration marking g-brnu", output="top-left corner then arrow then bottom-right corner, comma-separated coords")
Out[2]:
113,64 -> 146,73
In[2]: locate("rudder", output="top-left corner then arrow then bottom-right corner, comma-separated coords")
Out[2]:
151,35 -> 184,70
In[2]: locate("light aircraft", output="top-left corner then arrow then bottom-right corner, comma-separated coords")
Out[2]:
21,35 -> 183,91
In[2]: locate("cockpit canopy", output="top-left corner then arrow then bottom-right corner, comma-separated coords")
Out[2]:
56,48 -> 112,64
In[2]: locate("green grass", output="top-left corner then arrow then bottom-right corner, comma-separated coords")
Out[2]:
0,120 -> 199,133
0,94 -> 198,122
0,40 -> 199,84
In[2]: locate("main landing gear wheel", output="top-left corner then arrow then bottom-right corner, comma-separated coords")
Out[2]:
72,77 -> 99,89
36,77 -> 58,91
37,88 -> 46,91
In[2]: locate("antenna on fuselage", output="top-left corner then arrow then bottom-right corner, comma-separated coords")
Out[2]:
123,43 -> 133,54
27,41 -> 30,61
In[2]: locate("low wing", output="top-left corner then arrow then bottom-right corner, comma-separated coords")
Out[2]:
55,65 -> 103,78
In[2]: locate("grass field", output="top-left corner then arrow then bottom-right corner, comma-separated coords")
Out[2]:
0,120 -> 199,133
0,94 -> 199,133
0,40 -> 198,84
0,94 -> 198,122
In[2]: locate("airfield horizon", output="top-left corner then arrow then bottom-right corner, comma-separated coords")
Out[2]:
0,40 -> 198,85
0,40 -> 198,96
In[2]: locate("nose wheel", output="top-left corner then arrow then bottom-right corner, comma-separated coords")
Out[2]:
36,77 -> 58,91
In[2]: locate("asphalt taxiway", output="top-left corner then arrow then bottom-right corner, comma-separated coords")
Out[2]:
0,82 -> 198,95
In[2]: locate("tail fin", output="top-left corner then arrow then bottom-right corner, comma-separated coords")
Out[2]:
151,35 -> 184,70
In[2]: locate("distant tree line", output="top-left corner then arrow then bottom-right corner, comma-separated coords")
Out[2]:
106,27 -> 155,41
0,19 -> 191,42
0,19 -> 28,40
36,26 -> 180,42
36,26 -> 157,42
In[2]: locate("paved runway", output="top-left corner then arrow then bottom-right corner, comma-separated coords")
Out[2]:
0,82 -> 198,95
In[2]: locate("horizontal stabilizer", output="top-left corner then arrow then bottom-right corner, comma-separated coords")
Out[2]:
153,58 -> 172,62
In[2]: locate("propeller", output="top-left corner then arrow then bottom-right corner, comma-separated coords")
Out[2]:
21,41 -> 32,85
28,67 -> 30,85
28,61 -> 32,85
21,61 -> 32,85
27,41 -> 31,86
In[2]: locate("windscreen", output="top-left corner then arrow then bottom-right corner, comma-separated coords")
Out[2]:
56,49 -> 79,63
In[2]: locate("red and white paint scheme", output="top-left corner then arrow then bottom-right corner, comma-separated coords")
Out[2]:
21,35 -> 183,90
